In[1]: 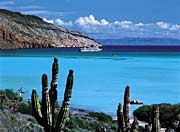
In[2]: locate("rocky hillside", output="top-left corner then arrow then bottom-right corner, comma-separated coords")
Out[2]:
0,110 -> 44,132
0,9 -> 100,49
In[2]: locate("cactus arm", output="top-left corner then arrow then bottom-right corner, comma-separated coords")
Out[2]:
41,74 -> 52,132
117,103 -> 126,132
49,58 -> 59,129
123,85 -> 130,128
55,70 -> 74,132
49,57 -> 58,104
31,89 -> 43,126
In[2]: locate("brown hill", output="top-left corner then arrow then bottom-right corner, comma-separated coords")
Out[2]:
0,9 -> 100,49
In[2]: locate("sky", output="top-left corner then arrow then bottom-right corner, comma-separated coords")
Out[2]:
0,0 -> 180,39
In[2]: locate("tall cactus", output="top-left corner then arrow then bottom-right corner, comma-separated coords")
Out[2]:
117,85 -> 142,132
123,85 -> 130,129
117,103 -> 126,132
151,105 -> 161,132
41,74 -> 52,131
49,57 -> 58,129
31,58 -> 74,132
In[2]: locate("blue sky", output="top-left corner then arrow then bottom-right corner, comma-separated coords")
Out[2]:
0,0 -> 180,39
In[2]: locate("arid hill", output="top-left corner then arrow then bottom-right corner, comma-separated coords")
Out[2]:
0,9 -> 100,49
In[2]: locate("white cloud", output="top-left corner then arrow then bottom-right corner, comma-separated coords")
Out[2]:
43,18 -> 73,26
100,19 -> 109,25
75,14 -> 109,26
55,19 -> 65,25
55,18 -> 72,26
135,23 -> 144,27
170,25 -> 180,31
75,14 -> 99,25
43,18 -> 54,24
156,22 -> 170,29
43,14 -> 180,39
113,20 -> 133,29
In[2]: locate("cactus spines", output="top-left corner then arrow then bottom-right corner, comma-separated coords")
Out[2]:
55,69 -> 74,132
152,105 -> 161,132
123,85 -> 130,128
117,103 -> 126,132
31,58 -> 74,132
131,117 -> 139,132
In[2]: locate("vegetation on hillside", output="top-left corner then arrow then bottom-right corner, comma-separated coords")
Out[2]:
1,88 -> 180,131
133,103 -> 180,128
0,88 -> 22,101
0,89 -> 118,132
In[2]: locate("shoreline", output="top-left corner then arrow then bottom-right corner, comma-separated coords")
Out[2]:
0,45 -> 180,52
0,46 -> 180,58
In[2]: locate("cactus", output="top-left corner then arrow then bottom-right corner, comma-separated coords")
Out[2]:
41,74 -> 52,131
31,89 -> 43,125
49,58 -> 58,129
117,85 -> 142,132
130,117 -> 139,132
123,85 -> 130,129
117,103 -> 126,132
151,105 -> 161,132
31,58 -> 74,132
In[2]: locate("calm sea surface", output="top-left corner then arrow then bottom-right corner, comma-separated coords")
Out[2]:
0,48 -> 180,115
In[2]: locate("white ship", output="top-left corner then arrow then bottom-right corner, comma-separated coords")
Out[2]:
80,46 -> 102,52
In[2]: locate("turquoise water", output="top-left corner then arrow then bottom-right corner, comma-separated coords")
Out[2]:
0,50 -> 180,115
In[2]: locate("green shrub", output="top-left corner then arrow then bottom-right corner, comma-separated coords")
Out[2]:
0,89 -> 22,101
88,112 -> 113,124
133,103 -> 180,127
65,115 -> 86,130
133,105 -> 152,123
17,102 -> 32,115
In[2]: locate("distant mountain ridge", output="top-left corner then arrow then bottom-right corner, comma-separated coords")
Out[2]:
0,9 -> 100,49
98,38 -> 180,45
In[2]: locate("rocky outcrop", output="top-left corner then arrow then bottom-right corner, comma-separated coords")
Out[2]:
0,9 -> 100,49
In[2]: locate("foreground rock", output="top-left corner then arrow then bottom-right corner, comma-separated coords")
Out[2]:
0,9 -> 100,49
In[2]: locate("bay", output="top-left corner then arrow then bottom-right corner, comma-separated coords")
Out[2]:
0,48 -> 180,116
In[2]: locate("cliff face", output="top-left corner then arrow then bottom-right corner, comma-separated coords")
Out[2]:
0,9 -> 100,49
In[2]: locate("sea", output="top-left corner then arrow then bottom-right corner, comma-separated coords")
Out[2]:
0,45 -> 180,116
